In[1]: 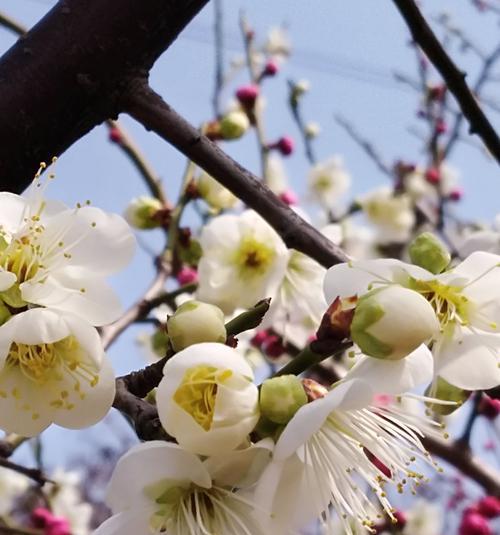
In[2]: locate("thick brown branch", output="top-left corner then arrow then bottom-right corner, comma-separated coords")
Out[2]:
392,0 -> 500,163
0,0 -> 208,194
124,83 -> 349,269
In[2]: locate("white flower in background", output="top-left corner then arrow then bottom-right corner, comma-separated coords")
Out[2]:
0,190 -> 135,326
0,308 -> 115,436
439,162 -> 460,196
404,499 -> 442,535
360,187 -> 415,243
266,154 -> 289,195
459,215 -> 500,257
0,465 -> 30,515
403,167 -> 435,200
308,156 -> 351,209
94,440 -> 273,535
324,253 -> 500,390
50,468 -> 93,535
255,349 -> 436,535
197,172 -> 240,212
197,210 -> 289,314
340,220 -> 378,260
156,343 -> 259,456
264,26 -> 291,60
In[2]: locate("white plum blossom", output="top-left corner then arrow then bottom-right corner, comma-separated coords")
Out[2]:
360,187 -> 415,243
0,464 -> 30,515
324,253 -> 500,389
0,308 -> 115,436
197,210 -> 289,314
94,440 -> 273,535
308,156 -> 351,209
0,190 -> 135,326
264,26 -> 291,60
156,343 -> 260,456
255,349 -> 437,535
197,172 -> 240,212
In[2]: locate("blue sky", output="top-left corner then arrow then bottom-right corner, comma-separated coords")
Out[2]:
1,0 -> 499,482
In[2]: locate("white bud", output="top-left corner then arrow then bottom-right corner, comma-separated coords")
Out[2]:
167,300 -> 226,352
197,172 -> 239,212
219,110 -> 250,140
351,286 -> 439,360
124,196 -> 162,230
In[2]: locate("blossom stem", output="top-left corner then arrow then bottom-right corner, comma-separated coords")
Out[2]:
225,298 -> 271,337
272,341 -> 350,378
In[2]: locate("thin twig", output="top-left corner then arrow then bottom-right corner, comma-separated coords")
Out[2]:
123,81 -> 350,269
0,11 -> 27,36
0,458 -> 49,486
288,80 -> 316,165
212,0 -> 224,118
392,0 -> 500,163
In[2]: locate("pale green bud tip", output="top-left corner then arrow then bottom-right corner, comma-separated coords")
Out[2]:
351,286 -> 439,360
124,196 -> 163,230
425,377 -> 469,416
151,329 -> 169,358
409,232 -> 451,274
219,111 -> 250,140
259,375 -> 307,424
167,300 -> 226,352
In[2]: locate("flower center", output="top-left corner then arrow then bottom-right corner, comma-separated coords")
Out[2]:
173,365 -> 232,430
410,278 -> 470,330
0,234 -> 41,285
5,336 -> 99,389
233,236 -> 275,278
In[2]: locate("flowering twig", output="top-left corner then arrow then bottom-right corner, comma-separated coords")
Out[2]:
288,79 -> 316,165
0,457 -> 50,486
105,120 -> 170,206
225,298 -> 271,336
123,81 -> 349,269
392,0 -> 500,163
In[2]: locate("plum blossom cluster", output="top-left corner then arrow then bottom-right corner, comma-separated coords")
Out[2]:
0,175 -> 134,436
96,341 -> 444,535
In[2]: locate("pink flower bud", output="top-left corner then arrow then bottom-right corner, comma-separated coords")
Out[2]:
250,330 -> 270,348
263,59 -> 279,77
479,395 -> 500,420
429,84 -> 447,102
459,511 -> 492,535
236,84 -> 259,107
32,508 -> 71,535
425,167 -> 440,184
264,334 -> 286,358
477,496 -> 500,518
176,266 -> 198,286
271,136 -> 294,156
449,187 -> 463,202
279,190 -> 298,205
436,118 -> 448,135
108,126 -> 123,144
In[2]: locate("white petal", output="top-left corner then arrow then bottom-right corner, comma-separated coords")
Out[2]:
40,206 -> 135,275
106,442 -> 211,513
323,258 -> 431,304
344,344 -> 434,395
0,192 -> 28,234
450,251 -> 500,280
21,270 -> 123,326
0,269 -> 16,291
204,438 -> 273,488
52,356 -> 115,429
435,331 -> 500,390
274,379 -> 372,461
93,508 -> 153,535
0,308 -> 70,345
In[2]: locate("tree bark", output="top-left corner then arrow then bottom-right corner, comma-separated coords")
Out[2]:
0,0 -> 208,194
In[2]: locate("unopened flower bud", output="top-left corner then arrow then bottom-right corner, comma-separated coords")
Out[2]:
108,126 -> 123,144
176,266 -> 198,286
271,136 -> 294,156
479,395 -> 500,420
259,375 -> 307,424
409,232 -> 451,274
477,496 -> 500,519
279,190 -> 298,205
219,110 -> 250,140
197,172 -> 239,211
425,167 -> 441,184
263,59 -> 279,77
151,329 -> 169,358
449,187 -> 463,202
167,300 -> 226,352
459,511 -> 492,535
305,121 -> 320,138
425,377 -> 470,415
236,84 -> 259,107
351,286 -> 439,360
124,196 -> 163,230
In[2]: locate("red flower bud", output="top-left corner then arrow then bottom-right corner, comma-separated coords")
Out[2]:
108,126 -> 123,144
479,395 -> 500,420
477,496 -> 500,518
263,59 -> 279,77
425,167 -> 441,184
459,511 -> 492,535
236,84 -> 259,107
279,190 -> 298,205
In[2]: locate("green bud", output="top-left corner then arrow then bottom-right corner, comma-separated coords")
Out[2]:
124,196 -> 163,230
253,414 -> 281,439
151,329 -> 169,358
0,284 -> 26,309
351,286 -> 439,360
259,375 -> 307,424
167,300 -> 226,352
409,232 -> 451,274
425,377 -> 470,416
219,111 -> 250,140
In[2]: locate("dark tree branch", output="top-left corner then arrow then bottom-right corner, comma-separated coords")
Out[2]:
0,457 -> 49,486
392,0 -> 500,164
123,82 -> 349,269
0,0 -> 208,194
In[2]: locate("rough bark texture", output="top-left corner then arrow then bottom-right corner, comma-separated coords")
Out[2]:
0,0 -> 208,193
